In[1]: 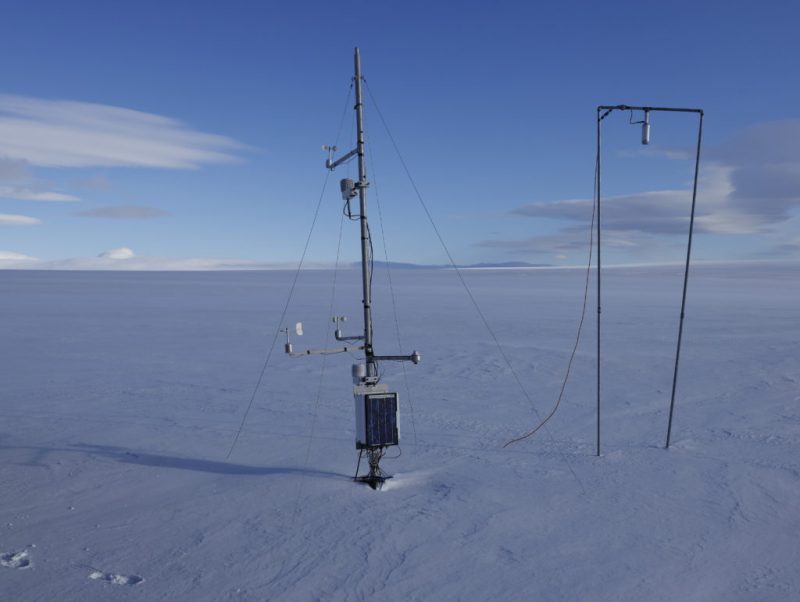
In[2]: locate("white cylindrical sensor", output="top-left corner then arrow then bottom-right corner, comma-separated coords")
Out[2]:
352,363 -> 367,384
340,178 -> 355,200
642,111 -> 651,145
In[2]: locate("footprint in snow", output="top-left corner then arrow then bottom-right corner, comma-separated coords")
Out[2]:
1,550 -> 31,569
88,570 -> 144,585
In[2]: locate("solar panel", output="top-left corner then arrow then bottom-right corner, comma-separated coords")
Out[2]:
360,392 -> 399,448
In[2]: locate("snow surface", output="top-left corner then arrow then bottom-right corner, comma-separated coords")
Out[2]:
1,265 -> 799,600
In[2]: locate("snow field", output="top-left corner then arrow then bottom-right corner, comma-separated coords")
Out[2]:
0,265 -> 798,600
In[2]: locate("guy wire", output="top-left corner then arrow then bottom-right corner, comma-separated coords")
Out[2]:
364,80 -> 585,493
225,83 -> 353,459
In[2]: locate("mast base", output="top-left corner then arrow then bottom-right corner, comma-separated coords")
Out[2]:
353,446 -> 391,490
354,474 -> 392,490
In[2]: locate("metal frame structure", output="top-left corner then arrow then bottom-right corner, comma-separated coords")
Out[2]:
595,105 -> 704,454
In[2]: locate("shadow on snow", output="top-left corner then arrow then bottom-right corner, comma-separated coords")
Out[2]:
5,442 -> 347,480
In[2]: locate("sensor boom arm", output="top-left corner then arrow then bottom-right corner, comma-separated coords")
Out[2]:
282,324 -> 365,357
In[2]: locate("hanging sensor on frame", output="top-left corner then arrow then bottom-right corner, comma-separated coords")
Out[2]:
629,109 -> 651,145
641,110 -> 650,145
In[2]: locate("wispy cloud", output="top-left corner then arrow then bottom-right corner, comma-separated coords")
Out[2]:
478,230 -> 593,254
98,247 -> 135,259
0,95 -> 244,169
0,157 -> 78,202
0,157 -> 30,180
0,246 -> 331,270
77,205 -> 171,219
71,174 -> 110,191
512,190 -> 696,234
509,164 -> 756,236
482,120 -> 800,261
0,185 -> 78,201
0,213 -> 41,225
708,120 -> 800,225
0,250 -> 37,261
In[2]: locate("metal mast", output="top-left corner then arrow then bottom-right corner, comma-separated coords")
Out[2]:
287,48 -> 420,489
353,48 -> 375,378
320,48 -> 419,368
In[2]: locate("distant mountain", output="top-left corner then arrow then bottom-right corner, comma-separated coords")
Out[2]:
352,260 -> 552,270
464,261 -> 551,269
365,260 -> 437,270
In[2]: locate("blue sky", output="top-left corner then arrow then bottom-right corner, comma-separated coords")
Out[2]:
1,0 -> 799,268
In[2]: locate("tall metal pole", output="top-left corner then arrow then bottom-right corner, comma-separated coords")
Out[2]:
353,47 -> 375,377
595,111 -> 602,457
665,111 -> 704,448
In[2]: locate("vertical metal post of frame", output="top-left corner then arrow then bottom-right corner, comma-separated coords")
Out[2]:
665,111 -> 704,449
595,110 -> 602,458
